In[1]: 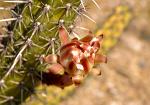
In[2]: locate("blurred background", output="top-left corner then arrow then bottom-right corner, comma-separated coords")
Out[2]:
0,0 -> 150,105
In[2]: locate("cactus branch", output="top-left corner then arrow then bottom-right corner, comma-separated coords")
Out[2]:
0,0 -> 108,104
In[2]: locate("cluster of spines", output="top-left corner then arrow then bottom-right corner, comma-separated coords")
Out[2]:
0,0 -> 101,104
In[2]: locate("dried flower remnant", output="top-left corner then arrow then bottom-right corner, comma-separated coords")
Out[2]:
42,27 -> 107,88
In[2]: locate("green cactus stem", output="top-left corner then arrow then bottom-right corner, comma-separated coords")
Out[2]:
0,0 -> 95,104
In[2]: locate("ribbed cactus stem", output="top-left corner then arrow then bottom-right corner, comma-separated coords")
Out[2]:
0,0 -> 88,104
0,0 -> 102,104
1,22 -> 40,82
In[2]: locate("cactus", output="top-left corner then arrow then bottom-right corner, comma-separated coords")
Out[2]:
24,5 -> 133,105
0,0 -> 102,104
0,0 -> 132,104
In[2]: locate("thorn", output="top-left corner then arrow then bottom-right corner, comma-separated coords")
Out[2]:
73,7 -> 96,23
51,38 -> 56,54
65,3 -> 72,16
2,0 -> 30,3
0,95 -> 8,98
0,66 -> 9,69
19,54 -> 23,68
10,45 -> 16,52
10,9 -> 18,16
22,58 -> 27,62
14,70 -> 25,76
0,18 -> 17,22
48,26 -> 57,32
44,4 -> 52,21
0,7 -> 12,10
9,80 -> 19,85
0,95 -> 13,104
43,42 -> 50,48
4,55 -> 15,58
39,36 -> 49,41
46,12 -> 50,22
32,42 -> 45,49
26,2 -> 34,21
45,44 -> 52,55
72,32 -> 80,39
14,41 -> 24,47
82,13 -> 96,23
76,26 -> 90,31
36,4 -> 52,21
80,0 -> 86,11
48,19 -> 65,33
91,0 -> 100,9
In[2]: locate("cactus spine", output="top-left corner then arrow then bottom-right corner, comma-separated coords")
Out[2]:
0,0 -> 95,104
